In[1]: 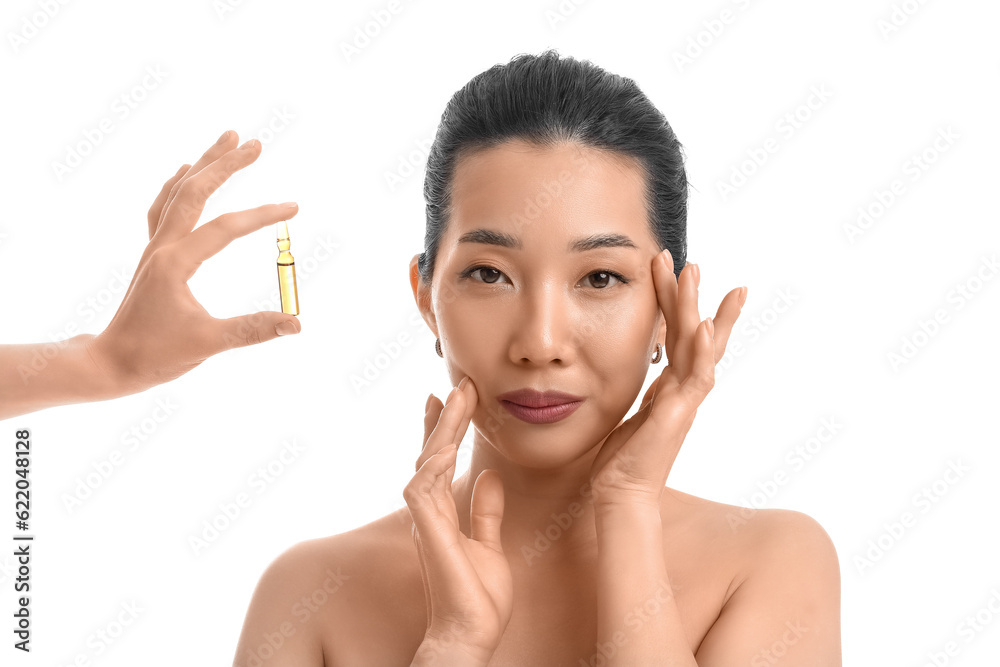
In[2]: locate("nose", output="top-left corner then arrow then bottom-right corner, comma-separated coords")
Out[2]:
507,282 -> 577,366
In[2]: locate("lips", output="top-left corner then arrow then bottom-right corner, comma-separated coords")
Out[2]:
496,388 -> 584,425
496,388 -> 584,408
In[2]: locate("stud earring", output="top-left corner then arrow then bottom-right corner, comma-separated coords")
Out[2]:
435,338 -> 443,358
651,343 -> 662,364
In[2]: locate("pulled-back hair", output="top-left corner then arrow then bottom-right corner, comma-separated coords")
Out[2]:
418,48 -> 689,286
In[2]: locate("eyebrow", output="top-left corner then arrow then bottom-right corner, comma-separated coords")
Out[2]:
456,229 -> 639,252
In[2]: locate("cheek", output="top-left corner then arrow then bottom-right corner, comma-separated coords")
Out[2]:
437,302 -> 503,384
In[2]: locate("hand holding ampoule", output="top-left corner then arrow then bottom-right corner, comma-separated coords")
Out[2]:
0,130 -> 301,419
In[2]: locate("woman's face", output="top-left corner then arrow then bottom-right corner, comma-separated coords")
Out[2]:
413,138 -> 667,469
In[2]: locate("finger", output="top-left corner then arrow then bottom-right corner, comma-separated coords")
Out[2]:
608,377 -> 662,449
678,317 -> 716,403
423,394 -> 444,449
148,164 -> 190,239
639,375 -> 661,411
161,138 -> 262,239
454,378 -> 478,449
405,445 -> 483,602
416,387 -> 467,472
469,469 -> 504,553
654,251 -> 679,361
411,527 -> 434,631
676,261 -> 701,347
160,131 -> 239,230
174,203 -> 299,277
214,311 -> 302,352
709,287 -> 746,363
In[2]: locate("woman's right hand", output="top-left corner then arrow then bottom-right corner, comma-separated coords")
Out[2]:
404,376 -> 513,666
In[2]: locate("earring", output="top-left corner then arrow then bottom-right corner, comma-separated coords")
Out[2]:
435,338 -> 443,358
651,343 -> 662,364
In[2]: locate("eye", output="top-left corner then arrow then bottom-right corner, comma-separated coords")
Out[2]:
463,265 -> 509,284
583,270 -> 629,289
460,265 -> 630,289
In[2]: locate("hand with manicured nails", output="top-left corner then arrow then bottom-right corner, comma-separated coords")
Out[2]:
405,377 -> 513,666
588,251 -> 747,507
90,130 -> 302,394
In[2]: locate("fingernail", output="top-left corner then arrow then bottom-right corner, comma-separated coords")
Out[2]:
692,263 -> 700,285
275,320 -> 299,336
240,139 -> 257,151
216,130 -> 231,145
445,386 -> 459,404
280,202 -> 298,210
425,393 -> 433,413
458,376 -> 468,391
707,317 -> 714,336
739,286 -> 748,307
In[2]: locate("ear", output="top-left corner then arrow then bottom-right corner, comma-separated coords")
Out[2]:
409,253 -> 438,337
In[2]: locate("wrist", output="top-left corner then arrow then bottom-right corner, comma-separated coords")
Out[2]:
86,331 -> 145,399
592,488 -> 663,514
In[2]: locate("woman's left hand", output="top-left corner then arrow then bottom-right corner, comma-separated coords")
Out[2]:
588,250 -> 746,507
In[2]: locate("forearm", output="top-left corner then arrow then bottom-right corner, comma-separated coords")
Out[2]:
0,335 -> 128,419
594,500 -> 698,666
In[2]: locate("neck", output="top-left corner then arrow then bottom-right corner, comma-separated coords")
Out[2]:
451,428 -> 613,572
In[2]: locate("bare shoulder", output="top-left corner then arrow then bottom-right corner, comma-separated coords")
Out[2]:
665,486 -> 839,582
662,488 -> 842,665
233,509 -> 418,667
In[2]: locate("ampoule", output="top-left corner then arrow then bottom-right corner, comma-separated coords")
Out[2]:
276,220 -> 299,315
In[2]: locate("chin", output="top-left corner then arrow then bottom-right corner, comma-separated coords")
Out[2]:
472,412 -> 604,471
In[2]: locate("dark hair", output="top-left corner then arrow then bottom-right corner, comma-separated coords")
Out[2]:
418,48 -> 689,287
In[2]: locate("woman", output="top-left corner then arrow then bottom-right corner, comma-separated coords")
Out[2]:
233,50 -> 842,666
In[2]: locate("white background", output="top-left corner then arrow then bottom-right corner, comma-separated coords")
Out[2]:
1,0 -> 999,664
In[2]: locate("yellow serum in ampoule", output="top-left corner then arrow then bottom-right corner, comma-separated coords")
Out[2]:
276,220 -> 299,315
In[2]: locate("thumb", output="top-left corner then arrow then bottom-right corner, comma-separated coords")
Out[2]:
470,469 -> 505,553
217,312 -> 301,351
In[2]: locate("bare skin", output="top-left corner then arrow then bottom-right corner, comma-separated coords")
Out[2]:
232,139 -> 841,666
0,131 -> 300,421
